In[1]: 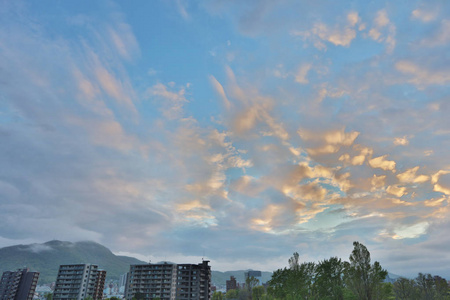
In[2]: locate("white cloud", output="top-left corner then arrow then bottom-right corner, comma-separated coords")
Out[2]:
393,222 -> 429,239
411,8 -> 438,23
295,63 -> 312,84
386,185 -> 406,197
147,82 -> 188,120
291,11 -> 360,50
368,9 -> 396,52
368,155 -> 396,172
396,60 -> 450,88
394,136 -> 409,146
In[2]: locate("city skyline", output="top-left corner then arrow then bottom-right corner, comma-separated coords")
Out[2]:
1,0 -> 450,278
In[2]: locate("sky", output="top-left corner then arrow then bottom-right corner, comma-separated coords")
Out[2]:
1,0 -> 450,278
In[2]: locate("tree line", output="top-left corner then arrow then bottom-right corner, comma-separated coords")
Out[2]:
213,241 -> 449,300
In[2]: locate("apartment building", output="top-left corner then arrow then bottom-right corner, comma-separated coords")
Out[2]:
53,264 -> 106,300
125,261 -> 211,300
0,268 -> 39,300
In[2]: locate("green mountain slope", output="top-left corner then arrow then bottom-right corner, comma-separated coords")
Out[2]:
0,240 -> 145,284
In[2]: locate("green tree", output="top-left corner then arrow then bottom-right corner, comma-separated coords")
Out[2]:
246,276 -> 260,299
44,293 -> 53,300
267,253 -> 315,299
226,289 -> 239,300
416,273 -> 435,300
238,289 -> 250,300
393,277 -> 418,300
252,286 -> 265,300
213,291 -> 224,300
314,256 -> 344,300
267,268 -> 290,299
343,241 -> 388,300
434,275 -> 449,300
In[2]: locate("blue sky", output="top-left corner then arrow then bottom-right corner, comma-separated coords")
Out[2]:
1,0 -> 450,277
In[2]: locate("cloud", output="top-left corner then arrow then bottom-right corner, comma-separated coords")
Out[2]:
367,9 -> 396,52
411,8 -> 438,23
25,243 -> 54,253
325,129 -> 359,146
419,19 -> 450,47
396,167 -> 429,184
371,175 -> 386,191
395,60 -> 450,87
209,75 -> 232,110
295,63 -> 312,84
386,185 -> 407,197
394,136 -> 409,146
176,0 -> 190,20
368,155 -> 396,172
392,222 -> 429,239
292,11 -> 361,50
108,22 -> 140,60
146,83 -> 188,120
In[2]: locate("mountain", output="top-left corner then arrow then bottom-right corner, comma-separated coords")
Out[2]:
0,240 -> 145,284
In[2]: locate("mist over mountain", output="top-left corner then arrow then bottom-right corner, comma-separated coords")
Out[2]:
0,240 -> 145,283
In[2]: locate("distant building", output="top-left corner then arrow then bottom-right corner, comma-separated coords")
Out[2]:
119,273 -> 128,288
244,271 -> 262,285
226,276 -> 237,292
53,264 -> 106,300
125,261 -> 211,300
0,268 -> 39,300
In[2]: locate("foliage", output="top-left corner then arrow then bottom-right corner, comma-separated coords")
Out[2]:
416,272 -> 435,300
226,289 -> 239,299
393,277 -> 418,300
314,256 -> 344,300
267,242 -> 395,300
343,241 -> 388,300
267,253 -> 316,299
213,291 -> 224,300
246,276 -> 260,293
252,286 -> 266,300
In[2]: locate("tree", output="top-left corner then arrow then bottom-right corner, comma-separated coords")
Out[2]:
246,275 -> 260,299
393,277 -> 418,300
252,286 -> 265,300
213,291 -> 224,300
416,273 -> 435,300
434,275 -> 449,300
267,253 -> 315,299
343,241 -> 388,300
314,257 -> 344,300
226,289 -> 239,300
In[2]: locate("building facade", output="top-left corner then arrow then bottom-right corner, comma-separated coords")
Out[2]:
225,276 -> 237,293
0,268 -> 39,300
53,264 -> 106,300
125,261 -> 211,300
